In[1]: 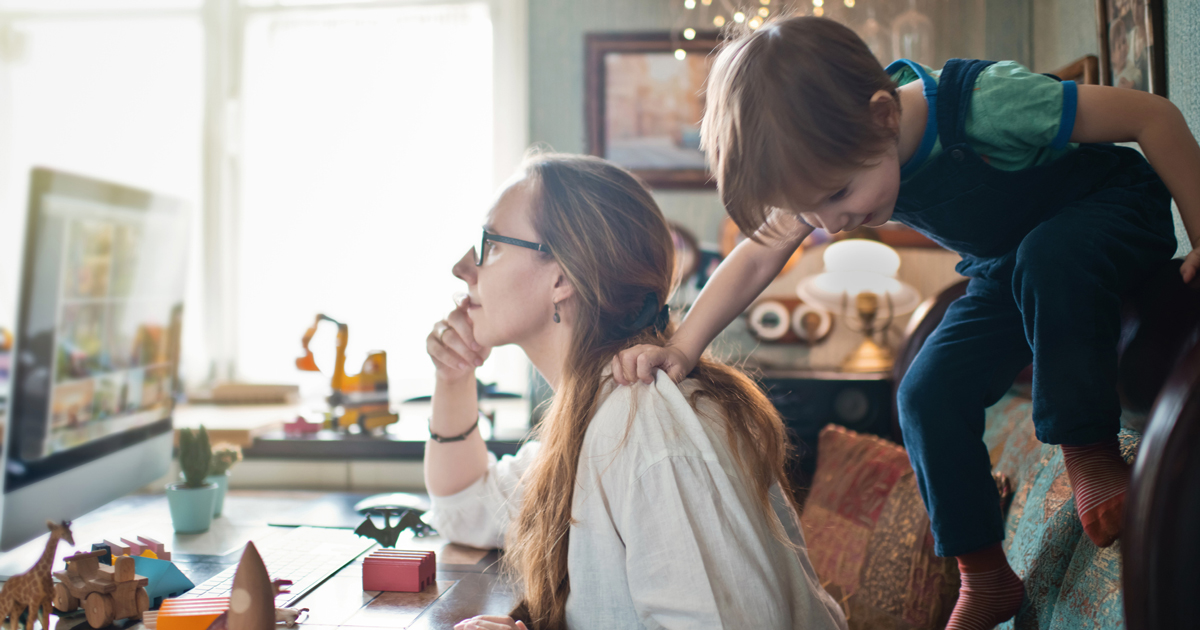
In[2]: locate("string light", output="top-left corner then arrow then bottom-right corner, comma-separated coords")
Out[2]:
760,0 -> 770,4
684,0 -> 696,9
844,0 -> 855,5
702,0 -> 713,4
683,28 -> 696,40
713,14 -> 726,26
758,6 -> 769,17
748,16 -> 763,28
674,49 -> 687,60
813,0 -> 823,6
813,6 -> 824,15
733,11 -> 745,22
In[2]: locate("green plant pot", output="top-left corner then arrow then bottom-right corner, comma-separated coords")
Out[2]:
206,472 -> 230,517
165,482 -> 218,533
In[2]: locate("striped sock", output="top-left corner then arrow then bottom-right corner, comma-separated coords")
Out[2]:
1061,438 -> 1129,547
947,543 -> 1024,630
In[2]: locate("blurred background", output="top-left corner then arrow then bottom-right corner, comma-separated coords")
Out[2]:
0,0 -> 1195,403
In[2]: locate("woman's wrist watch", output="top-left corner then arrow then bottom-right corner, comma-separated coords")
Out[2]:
428,413 -> 482,443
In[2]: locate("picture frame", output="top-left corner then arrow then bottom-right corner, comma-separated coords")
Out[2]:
1095,0 -> 1166,95
585,31 -> 721,189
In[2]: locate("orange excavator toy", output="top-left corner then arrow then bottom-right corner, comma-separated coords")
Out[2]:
295,314 -> 398,433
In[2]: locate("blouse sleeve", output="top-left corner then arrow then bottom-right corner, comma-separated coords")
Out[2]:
425,441 -> 540,549
619,456 -> 828,629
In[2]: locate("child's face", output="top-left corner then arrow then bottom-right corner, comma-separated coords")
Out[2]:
781,145 -> 900,234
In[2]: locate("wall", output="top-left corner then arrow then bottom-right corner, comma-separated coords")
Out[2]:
1032,0 -> 1096,71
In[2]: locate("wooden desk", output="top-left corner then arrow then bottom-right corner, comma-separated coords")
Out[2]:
0,491 -> 516,630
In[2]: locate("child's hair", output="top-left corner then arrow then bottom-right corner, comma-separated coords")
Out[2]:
702,16 -> 898,238
505,152 -> 801,630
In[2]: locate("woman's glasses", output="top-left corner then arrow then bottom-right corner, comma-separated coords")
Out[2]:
475,228 -> 547,266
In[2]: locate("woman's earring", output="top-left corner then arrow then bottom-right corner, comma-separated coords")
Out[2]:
553,301 -> 561,324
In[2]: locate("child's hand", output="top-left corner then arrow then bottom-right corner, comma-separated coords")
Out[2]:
454,616 -> 527,630
1182,247 -> 1200,286
611,344 -> 693,386
427,299 -> 490,381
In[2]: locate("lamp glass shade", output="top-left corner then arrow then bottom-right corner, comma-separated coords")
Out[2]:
797,240 -> 921,316
823,239 -> 901,276
797,272 -> 922,316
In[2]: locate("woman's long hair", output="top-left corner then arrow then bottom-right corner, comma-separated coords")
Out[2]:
506,153 -> 801,629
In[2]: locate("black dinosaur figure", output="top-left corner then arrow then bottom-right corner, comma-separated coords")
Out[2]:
354,509 -> 436,548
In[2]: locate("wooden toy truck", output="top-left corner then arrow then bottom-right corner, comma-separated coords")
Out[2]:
53,550 -> 149,628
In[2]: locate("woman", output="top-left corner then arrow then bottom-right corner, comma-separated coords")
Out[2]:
425,153 -> 846,630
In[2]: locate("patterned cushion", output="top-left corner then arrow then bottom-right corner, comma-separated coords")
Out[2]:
801,425 -> 960,629
804,391 -> 1136,630
994,421 -> 1140,630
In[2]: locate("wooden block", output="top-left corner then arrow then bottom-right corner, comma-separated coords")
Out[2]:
362,550 -> 436,593
137,535 -> 170,560
115,556 -> 136,582
158,597 -> 229,630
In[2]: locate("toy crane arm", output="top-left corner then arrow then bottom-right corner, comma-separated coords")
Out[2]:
295,314 -> 347,379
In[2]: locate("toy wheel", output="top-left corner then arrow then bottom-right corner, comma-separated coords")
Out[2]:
53,582 -> 79,613
85,592 -> 114,628
134,587 -> 149,619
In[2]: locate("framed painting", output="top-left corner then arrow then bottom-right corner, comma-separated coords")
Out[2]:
585,31 -> 721,189
1096,0 -> 1166,95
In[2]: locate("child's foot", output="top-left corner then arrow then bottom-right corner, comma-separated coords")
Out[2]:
1061,438 -> 1129,547
947,543 -> 1024,630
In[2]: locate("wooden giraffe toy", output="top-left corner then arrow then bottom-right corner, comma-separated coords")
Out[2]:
0,520 -> 74,630
0,588 -> 17,630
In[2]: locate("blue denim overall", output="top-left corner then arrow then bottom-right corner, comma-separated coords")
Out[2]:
888,59 -> 1178,557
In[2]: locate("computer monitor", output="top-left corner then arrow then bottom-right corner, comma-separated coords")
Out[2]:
1,167 -> 189,550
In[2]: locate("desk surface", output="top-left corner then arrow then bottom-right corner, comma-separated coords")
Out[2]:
0,491 -> 516,630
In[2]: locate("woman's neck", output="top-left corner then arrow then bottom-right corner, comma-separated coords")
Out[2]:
520,322 -> 573,391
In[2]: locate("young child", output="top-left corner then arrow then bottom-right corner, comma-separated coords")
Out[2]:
612,16 -> 1200,630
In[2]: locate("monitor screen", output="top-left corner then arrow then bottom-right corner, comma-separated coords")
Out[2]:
6,168 -> 187,494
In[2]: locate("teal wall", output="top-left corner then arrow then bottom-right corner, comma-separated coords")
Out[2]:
1031,0 -> 1096,71
1168,0 -> 1199,256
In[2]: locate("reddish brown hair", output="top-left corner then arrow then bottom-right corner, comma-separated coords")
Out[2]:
702,16 -> 898,239
505,153 -> 802,629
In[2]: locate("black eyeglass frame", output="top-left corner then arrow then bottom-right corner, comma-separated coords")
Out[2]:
476,229 -> 548,266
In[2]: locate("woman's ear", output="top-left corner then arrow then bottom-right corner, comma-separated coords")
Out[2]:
869,90 -> 901,136
550,267 -> 575,306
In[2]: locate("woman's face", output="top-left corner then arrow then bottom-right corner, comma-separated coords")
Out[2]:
452,177 -> 561,349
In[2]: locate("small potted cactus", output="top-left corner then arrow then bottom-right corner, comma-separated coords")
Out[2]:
166,426 -> 218,533
207,444 -> 242,517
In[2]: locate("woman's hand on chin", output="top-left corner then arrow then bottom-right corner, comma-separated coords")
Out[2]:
428,301 -> 490,381
453,616 -> 527,630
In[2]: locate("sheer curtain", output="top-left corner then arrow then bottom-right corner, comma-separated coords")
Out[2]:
236,2 -> 526,400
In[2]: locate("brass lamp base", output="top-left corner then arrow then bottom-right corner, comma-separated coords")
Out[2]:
842,336 -> 894,373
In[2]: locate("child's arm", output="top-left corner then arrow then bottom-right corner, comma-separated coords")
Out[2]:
1071,84 -> 1200,282
612,215 -> 812,385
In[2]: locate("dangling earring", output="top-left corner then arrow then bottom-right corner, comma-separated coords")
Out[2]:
553,301 -> 561,323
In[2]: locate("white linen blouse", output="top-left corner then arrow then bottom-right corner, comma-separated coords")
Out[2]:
427,371 -> 848,630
